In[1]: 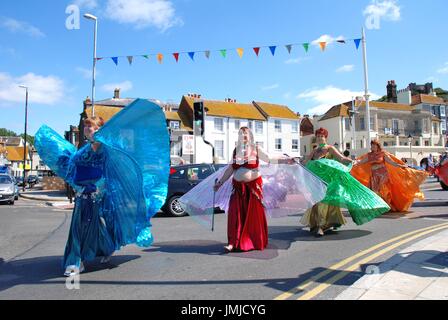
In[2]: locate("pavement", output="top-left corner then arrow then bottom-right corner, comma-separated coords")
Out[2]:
336,229 -> 448,300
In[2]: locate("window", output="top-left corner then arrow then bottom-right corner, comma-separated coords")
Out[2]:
344,118 -> 350,131
292,139 -> 299,151
423,119 -> 429,133
169,121 -> 180,130
255,121 -> 263,134
425,140 -> 430,146
291,122 -> 298,133
441,106 -> 446,117
248,120 -> 253,130
275,138 -> 282,151
234,119 -> 240,130
370,117 -> 375,131
215,140 -> 224,159
214,118 -> 224,132
442,121 -> 447,132
275,120 -> 282,133
170,168 -> 186,179
433,122 -> 439,135
346,142 -> 351,150
393,119 -> 399,135
171,142 -> 181,156
256,141 -> 264,149
360,117 -> 365,131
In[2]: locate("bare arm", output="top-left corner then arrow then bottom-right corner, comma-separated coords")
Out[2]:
258,148 -> 294,164
354,156 -> 369,166
384,154 -> 406,168
329,146 -> 352,165
302,149 -> 315,166
214,165 -> 234,191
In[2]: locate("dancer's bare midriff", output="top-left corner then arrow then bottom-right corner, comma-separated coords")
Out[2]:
233,167 -> 261,182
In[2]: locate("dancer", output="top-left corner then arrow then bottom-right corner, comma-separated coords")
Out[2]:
301,128 -> 390,236
35,99 -> 170,276
179,127 -> 328,253
351,140 -> 427,212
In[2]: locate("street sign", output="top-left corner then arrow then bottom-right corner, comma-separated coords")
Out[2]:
182,135 -> 194,155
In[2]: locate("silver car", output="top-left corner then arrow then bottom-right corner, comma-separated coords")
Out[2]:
0,175 -> 15,205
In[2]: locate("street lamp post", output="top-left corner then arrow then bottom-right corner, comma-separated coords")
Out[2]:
408,134 -> 413,163
84,13 -> 98,117
19,85 -> 28,192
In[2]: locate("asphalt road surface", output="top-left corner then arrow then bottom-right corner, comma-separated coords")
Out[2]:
0,186 -> 447,300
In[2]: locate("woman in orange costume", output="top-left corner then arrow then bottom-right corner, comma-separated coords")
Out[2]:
352,140 -> 428,212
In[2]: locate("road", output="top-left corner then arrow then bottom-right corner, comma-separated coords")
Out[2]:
0,186 -> 447,300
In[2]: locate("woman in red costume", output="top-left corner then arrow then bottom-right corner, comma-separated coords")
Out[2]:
213,127 -> 292,252
352,140 -> 428,212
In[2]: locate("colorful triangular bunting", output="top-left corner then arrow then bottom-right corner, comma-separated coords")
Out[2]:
269,46 -> 276,56
253,47 -> 260,56
303,43 -> 309,53
157,53 -> 163,64
285,44 -> 292,54
173,53 -> 179,62
111,57 -> 118,65
220,49 -> 227,58
205,51 -> 211,59
236,48 -> 244,58
188,52 -> 195,61
354,38 -> 361,50
142,55 -> 149,59
127,56 -> 133,65
319,42 -> 327,51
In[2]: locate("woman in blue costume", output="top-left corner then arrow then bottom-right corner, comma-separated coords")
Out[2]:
35,99 -> 170,277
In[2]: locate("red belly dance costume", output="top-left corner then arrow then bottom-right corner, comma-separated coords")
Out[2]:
228,149 -> 268,251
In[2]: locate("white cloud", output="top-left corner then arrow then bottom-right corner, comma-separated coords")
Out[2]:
74,0 -> 98,9
104,0 -> 183,31
76,67 -> 101,79
261,84 -> 279,91
311,34 -> 345,47
297,86 -> 380,115
1,17 -> 45,38
101,81 -> 133,93
285,57 -> 311,64
437,62 -> 448,75
283,92 -> 292,100
363,0 -> 401,22
336,65 -> 355,73
0,72 -> 65,106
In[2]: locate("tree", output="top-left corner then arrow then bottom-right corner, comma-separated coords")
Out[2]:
0,128 -> 18,136
20,134 -> 35,146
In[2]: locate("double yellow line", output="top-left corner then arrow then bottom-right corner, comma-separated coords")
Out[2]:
274,222 -> 448,300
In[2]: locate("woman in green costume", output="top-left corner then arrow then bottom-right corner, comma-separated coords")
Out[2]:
300,128 -> 390,237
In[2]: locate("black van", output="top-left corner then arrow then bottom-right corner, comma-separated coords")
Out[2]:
162,163 -> 226,217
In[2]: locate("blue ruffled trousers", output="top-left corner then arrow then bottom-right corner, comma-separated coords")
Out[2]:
63,192 -> 115,269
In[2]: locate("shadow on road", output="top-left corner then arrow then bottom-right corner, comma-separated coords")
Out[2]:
0,255 -> 140,293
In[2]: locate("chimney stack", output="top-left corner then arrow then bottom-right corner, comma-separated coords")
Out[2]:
386,80 -> 397,103
114,88 -> 120,99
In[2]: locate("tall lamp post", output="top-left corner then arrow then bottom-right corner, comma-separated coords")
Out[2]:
84,13 -> 98,117
19,85 -> 28,192
408,134 -> 413,164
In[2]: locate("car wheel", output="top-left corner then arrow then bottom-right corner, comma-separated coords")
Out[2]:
15,196 -> 18,200
167,195 -> 187,217
441,181 -> 448,191
9,200 -> 14,205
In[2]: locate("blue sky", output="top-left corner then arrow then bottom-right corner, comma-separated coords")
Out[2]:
0,0 -> 447,136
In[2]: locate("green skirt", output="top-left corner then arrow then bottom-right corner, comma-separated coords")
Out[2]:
306,159 -> 390,225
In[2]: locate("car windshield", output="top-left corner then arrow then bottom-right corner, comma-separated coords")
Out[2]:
0,176 -> 13,184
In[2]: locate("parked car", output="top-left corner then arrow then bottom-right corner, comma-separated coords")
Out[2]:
27,175 -> 39,187
15,176 -> 25,187
162,163 -> 227,217
0,174 -> 16,205
11,177 -> 19,200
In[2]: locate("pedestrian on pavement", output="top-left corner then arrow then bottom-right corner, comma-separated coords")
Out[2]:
34,99 -> 170,277
352,140 -> 428,213
300,128 -> 390,237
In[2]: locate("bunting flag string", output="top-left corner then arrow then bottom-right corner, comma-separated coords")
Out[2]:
96,36 -> 363,66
